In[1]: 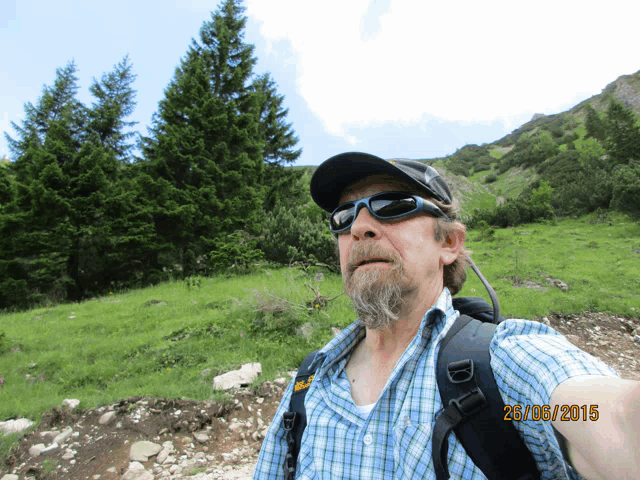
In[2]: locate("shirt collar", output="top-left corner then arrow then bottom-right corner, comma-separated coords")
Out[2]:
309,287 -> 454,373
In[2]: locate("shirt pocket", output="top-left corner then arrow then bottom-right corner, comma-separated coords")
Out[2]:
393,423 -> 436,479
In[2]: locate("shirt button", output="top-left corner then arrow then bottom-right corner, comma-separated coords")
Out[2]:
363,434 -> 373,445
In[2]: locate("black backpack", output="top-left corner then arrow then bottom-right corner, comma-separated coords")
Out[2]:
281,296 -> 542,480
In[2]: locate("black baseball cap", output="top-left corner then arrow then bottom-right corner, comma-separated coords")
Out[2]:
310,152 -> 453,213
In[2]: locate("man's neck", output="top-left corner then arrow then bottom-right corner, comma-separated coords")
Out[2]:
361,287 -> 442,363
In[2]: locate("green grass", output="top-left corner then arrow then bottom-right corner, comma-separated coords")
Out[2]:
0,266 -> 354,422
459,212 -> 640,318
483,165 -> 537,199
1,212 -> 639,438
489,146 -> 512,159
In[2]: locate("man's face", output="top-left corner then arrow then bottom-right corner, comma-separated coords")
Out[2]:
337,174 -> 448,331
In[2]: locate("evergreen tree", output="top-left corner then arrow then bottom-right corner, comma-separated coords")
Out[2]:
251,72 -> 304,211
604,99 -> 640,167
584,104 -> 607,143
141,0 -> 265,277
5,61 -> 87,185
87,55 -> 138,162
1,61 -> 86,309
65,57 -> 165,298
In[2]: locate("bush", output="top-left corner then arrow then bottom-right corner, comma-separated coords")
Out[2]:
476,220 -> 495,241
255,203 -> 338,268
207,231 -> 265,275
485,173 -> 498,184
611,161 -> 640,219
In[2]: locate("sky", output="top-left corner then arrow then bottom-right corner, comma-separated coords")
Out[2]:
1,0 -> 639,167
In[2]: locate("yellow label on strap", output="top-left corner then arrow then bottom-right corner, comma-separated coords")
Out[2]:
294,374 -> 315,392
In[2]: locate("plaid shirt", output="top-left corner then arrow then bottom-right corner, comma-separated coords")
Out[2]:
253,288 -> 618,479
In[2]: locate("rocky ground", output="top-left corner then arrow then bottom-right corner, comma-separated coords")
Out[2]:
2,312 -> 639,480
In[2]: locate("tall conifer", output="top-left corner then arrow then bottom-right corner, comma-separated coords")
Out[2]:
1,62 -> 86,308
605,99 -> 640,167
251,72 -> 305,211
141,0 -> 266,276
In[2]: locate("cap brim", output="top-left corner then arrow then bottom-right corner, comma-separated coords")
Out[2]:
310,152 -> 435,213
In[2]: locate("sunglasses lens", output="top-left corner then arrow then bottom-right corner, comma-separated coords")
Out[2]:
331,205 -> 355,231
371,194 -> 417,217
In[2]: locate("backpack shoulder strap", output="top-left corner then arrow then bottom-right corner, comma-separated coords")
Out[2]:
282,349 -> 319,480
432,315 -> 540,480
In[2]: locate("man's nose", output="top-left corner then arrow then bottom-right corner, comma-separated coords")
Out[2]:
350,205 -> 381,239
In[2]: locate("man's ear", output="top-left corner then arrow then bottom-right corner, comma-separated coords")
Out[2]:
440,227 -> 466,266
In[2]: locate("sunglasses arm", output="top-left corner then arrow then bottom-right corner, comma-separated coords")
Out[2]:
466,256 -> 501,324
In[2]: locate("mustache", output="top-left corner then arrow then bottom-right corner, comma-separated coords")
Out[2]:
348,244 -> 398,272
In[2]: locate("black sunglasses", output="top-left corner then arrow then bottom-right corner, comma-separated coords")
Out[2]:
330,191 -> 450,233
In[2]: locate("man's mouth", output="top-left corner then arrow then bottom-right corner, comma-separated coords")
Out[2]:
354,258 -> 392,269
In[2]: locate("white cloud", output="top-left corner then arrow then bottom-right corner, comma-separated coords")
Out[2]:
246,0 -> 640,142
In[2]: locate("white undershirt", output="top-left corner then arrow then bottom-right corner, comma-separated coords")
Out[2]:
354,402 -> 376,416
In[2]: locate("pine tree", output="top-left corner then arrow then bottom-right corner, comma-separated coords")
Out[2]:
251,72 -> 305,211
141,0 -> 266,277
65,57 -> 165,298
5,61 -> 86,184
87,55 -> 138,162
604,99 -> 640,167
584,104 -> 607,143
1,61 -> 87,308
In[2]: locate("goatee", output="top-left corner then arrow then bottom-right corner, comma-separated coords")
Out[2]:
344,257 -> 406,331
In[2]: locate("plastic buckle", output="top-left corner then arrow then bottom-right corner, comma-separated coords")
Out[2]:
449,388 -> 487,417
283,412 -> 297,431
447,359 -> 474,384
283,452 -> 296,478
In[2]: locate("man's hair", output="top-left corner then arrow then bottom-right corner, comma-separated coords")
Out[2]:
332,192 -> 471,295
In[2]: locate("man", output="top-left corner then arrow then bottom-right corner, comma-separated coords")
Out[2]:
253,152 -> 639,479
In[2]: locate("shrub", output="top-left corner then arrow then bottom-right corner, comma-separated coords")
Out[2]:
485,173 -> 498,184
255,203 -> 338,268
207,231 -> 265,275
611,161 -> 640,219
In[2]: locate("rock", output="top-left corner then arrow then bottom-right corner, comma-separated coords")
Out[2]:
192,432 -> 209,444
546,276 -> 569,291
0,418 -> 34,435
634,335 -> 640,344
541,317 -> 551,327
99,411 -> 117,425
331,327 -> 342,337
40,443 -> 59,455
212,362 -> 262,390
2,475 -> 20,480
63,398 -> 80,409
62,450 -> 75,460
53,427 -> 74,445
130,440 -> 162,462
29,444 -> 45,456
156,445 -> 174,464
39,430 -> 59,441
121,461 -> 154,480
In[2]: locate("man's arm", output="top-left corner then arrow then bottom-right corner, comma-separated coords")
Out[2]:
550,376 -> 640,480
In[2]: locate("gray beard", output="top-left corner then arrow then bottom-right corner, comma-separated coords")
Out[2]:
344,260 -> 406,331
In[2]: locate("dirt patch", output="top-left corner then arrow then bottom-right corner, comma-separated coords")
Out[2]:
509,276 -> 548,291
544,312 -> 640,381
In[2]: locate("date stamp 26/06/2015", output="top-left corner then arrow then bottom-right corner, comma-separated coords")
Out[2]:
504,404 -> 599,422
